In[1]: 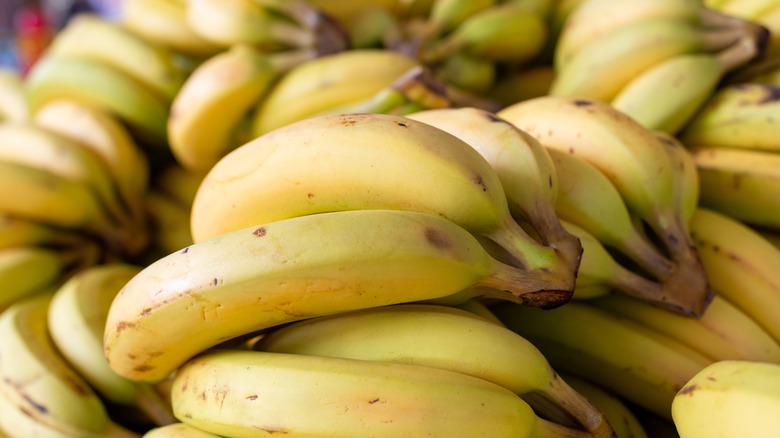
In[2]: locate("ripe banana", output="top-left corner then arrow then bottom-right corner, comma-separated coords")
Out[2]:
256,303 -> 613,437
426,0 -> 496,36
672,359 -> 780,438
611,35 -> 762,134
168,44 -> 315,172
305,0 -> 404,28
143,423 -> 221,437
250,49 -> 419,136
498,96 -> 711,316
550,17 -> 745,101
689,207 -> 780,344
0,68 -> 27,123
0,213 -> 85,249
493,300 -> 714,421
0,294 -> 140,438
171,349 -> 592,438
48,264 -> 176,427
688,145 -> 780,229
485,65 -> 556,106
655,131 -> 699,224
45,13 -> 185,100
404,107 -> 583,276
105,209 -> 571,383
0,247 -> 64,310
591,293 -> 780,363
24,54 -> 170,147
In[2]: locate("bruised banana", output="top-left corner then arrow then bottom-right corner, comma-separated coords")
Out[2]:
105,209 -> 573,383
171,349 -> 593,438
192,112 -> 574,287
499,96 -> 711,316
256,303 -> 614,437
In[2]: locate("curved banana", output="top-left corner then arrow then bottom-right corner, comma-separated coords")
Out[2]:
655,131 -> 699,225
672,359 -> 780,438
689,207 -> 780,344
611,35 -> 762,134
591,293 -> 780,363
105,209 -> 571,383
24,54 -> 170,147
0,247 -> 64,310
48,264 -> 176,427
689,145 -> 780,229
256,303 -> 613,437
0,294 -> 140,438
306,0 -> 404,28
435,52 -> 497,94
404,107 -> 583,276
45,13 -> 185,100
168,44 -> 315,172
498,96 -> 711,316
493,300 -> 713,421
171,349 -> 592,438
250,49 -> 419,136
143,423 -> 221,437
119,0 -> 222,56
680,83 -> 780,153
550,17 -> 745,101
0,213 -> 85,249
0,68 -> 27,123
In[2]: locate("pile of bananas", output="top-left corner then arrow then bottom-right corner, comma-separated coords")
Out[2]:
1,0 -> 780,436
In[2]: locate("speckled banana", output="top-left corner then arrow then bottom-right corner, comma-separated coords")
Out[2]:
171,349 -> 594,438
689,207 -> 780,344
105,209 -> 572,383
0,294 -> 140,438
493,300 -> 713,421
256,303 -> 614,437
499,96 -> 711,316
0,68 -> 27,123
168,44 -> 315,172
48,264 -> 176,427
672,359 -> 780,438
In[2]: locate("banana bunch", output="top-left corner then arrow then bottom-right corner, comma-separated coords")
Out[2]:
706,0 -> 780,57
497,96 -> 711,316
551,0 -> 767,134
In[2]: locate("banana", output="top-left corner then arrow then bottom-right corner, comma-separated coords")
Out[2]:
591,293 -> 780,363
435,51 -> 496,94
718,0 -> 780,18
493,300 -> 714,421
485,65 -> 556,107
426,0 -> 496,35
192,112 -> 574,286
249,49 -> 419,136
688,145 -> 780,229
498,96 -> 711,316
0,247 -> 64,310
24,54 -> 170,147
680,83 -> 780,153
689,207 -> 780,344
32,99 -> 150,222
171,349 -> 593,438
153,162 -> 207,209
550,17 -> 746,101
0,213 -> 86,249
48,264 -> 176,427
105,209 -> 572,383
0,68 -> 27,123
255,303 -> 614,437
560,373 -> 649,438
305,0 -> 404,28
422,3 -> 548,64
404,107 -> 583,276
119,0 -> 222,56
672,359 -> 780,438
611,35 -> 762,134
0,294 -> 141,438
168,44 -> 315,172
45,13 -> 185,100
143,423 -> 221,437
655,131 -> 699,225
143,189 -> 194,258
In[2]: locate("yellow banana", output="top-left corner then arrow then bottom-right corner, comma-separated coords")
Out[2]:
344,5 -> 403,49
0,247 -> 64,310
105,209 -> 572,383
485,65 -> 556,107
498,96 -> 711,316
0,68 -> 27,123
305,0 -> 404,28
168,45 -> 315,172
493,300 -> 713,421
672,359 -> 780,438
250,49 -> 419,136
0,294 -> 141,438
718,0 -> 780,18
143,423 -> 221,437
48,264 -> 176,427
0,214 -> 85,249
689,145 -> 780,229
427,0 -> 496,34
655,131 -> 699,224
171,349 -> 592,438
256,303 -> 613,437
45,13 -> 185,100
550,17 -> 746,101
192,112 -> 574,285
24,54 -> 170,147
689,207 -> 780,344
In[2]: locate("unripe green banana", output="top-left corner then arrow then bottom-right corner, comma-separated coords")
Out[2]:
105,209 -> 571,383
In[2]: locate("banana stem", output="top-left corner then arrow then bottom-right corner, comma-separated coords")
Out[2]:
701,26 -> 751,52
617,229 -> 676,282
478,257 -> 573,309
716,35 -> 762,73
